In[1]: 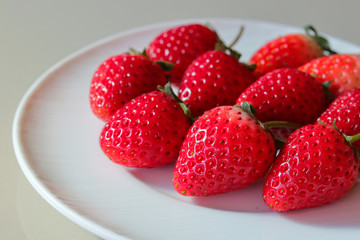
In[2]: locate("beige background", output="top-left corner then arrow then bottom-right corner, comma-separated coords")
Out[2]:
1,0 -> 359,239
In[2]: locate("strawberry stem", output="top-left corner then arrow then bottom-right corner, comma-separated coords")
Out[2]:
319,120 -> 360,162
344,132 -> 360,163
214,25 -> 244,60
228,25 -> 245,48
304,25 -> 337,55
328,119 -> 360,156
237,102 -> 301,149
239,102 -> 302,129
263,121 -> 302,129
345,132 -> 360,144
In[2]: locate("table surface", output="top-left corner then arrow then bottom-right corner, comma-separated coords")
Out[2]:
2,0 -> 360,239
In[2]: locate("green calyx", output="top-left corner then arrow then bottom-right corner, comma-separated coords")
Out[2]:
128,47 -> 147,56
319,119 -> 360,144
320,119 -> 360,162
243,63 -> 257,72
238,102 -> 302,130
128,48 -> 174,72
238,102 -> 301,149
158,82 -> 193,122
237,101 -> 257,118
321,81 -> 335,99
338,123 -> 360,163
205,24 -> 255,71
206,23 -> 244,60
304,25 -> 337,55
236,102 -> 265,132
154,60 -> 174,72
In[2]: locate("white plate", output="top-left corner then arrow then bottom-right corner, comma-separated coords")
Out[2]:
13,18 -> 360,240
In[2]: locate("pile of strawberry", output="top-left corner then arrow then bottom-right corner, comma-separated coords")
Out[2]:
89,23 -> 360,212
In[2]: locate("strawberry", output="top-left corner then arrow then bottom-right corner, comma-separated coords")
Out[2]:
173,104 -> 276,196
99,84 -> 192,168
146,23 -> 218,85
250,25 -> 335,78
178,50 -> 256,117
317,88 -> 360,152
89,53 -> 168,122
263,123 -> 359,212
299,53 -> 360,98
268,127 -> 296,142
236,68 -> 327,125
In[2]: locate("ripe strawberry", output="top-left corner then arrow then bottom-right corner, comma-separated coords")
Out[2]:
299,53 -> 360,98
146,23 -> 218,85
89,53 -> 168,122
250,25 -> 335,78
263,124 -> 359,212
99,86 -> 192,168
173,105 -> 276,196
268,127 -> 296,142
317,88 -> 360,152
236,68 -> 327,125
178,50 -> 256,117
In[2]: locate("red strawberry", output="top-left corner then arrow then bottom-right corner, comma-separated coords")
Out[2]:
236,68 -> 327,125
89,53 -> 168,122
173,105 -> 276,196
317,88 -> 360,152
178,50 -> 256,117
146,24 -> 218,85
250,25 -> 335,78
268,127 -> 296,142
99,85 -> 192,168
263,124 -> 359,212
299,53 -> 360,98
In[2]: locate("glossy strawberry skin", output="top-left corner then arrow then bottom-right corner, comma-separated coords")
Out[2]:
299,54 -> 360,98
173,106 -> 276,196
146,24 -> 218,85
99,91 -> 192,168
89,54 -> 167,122
236,68 -> 326,125
178,50 -> 256,117
317,88 -> 360,151
250,34 -> 324,78
263,124 -> 359,212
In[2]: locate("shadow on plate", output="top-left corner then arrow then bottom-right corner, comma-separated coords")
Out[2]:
190,180 -> 271,213
127,163 -> 175,190
128,166 -> 271,213
279,182 -> 360,228
128,166 -> 360,225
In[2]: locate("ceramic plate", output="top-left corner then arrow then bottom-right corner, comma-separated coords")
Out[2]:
13,18 -> 360,240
